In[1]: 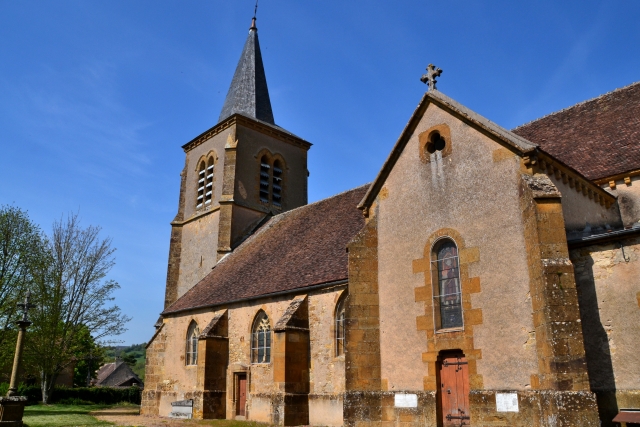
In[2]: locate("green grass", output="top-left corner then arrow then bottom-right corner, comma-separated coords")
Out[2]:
23,403 -> 268,427
24,403 -> 114,427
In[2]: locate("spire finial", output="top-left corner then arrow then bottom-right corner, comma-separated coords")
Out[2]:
250,0 -> 258,30
420,64 -> 443,91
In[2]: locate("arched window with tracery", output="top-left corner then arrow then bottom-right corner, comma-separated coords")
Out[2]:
432,239 -> 463,330
251,311 -> 271,364
186,321 -> 199,365
335,294 -> 346,356
196,156 -> 215,209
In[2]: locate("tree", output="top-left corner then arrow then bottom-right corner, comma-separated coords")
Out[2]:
25,213 -> 130,403
0,206 -> 48,368
118,352 -> 137,368
72,326 -> 106,387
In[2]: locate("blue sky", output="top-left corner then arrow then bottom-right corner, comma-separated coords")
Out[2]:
1,1 -> 638,344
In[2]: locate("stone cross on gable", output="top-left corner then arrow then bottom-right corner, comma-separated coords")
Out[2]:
17,291 -> 35,324
420,64 -> 443,91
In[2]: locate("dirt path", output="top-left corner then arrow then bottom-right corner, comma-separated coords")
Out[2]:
90,407 -> 191,427
91,407 -> 272,427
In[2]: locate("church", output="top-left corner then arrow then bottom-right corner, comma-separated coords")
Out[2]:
141,16 -> 640,427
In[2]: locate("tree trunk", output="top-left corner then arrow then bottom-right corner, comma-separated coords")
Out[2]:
41,371 -> 58,404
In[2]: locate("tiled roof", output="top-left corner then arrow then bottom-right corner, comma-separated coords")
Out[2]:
94,361 -> 143,387
513,82 -> 640,181
163,185 -> 368,314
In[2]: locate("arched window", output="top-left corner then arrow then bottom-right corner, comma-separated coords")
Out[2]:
335,295 -> 346,356
251,311 -> 271,364
259,156 -> 270,204
186,321 -> 199,365
196,156 -> 215,209
432,239 -> 463,330
258,154 -> 285,208
272,160 -> 283,207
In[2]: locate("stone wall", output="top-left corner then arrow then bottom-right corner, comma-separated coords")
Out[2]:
376,102 -> 538,394
601,175 -> 640,227
142,287 -> 346,425
350,99 -> 602,426
571,236 -> 640,426
546,170 -> 622,232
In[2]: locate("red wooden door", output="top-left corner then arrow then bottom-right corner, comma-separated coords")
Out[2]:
439,354 -> 470,426
236,374 -> 247,416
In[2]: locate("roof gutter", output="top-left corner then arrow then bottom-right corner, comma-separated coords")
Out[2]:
162,279 -> 348,317
567,227 -> 640,249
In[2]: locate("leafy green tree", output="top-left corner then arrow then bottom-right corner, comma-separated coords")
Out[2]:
0,206 -> 48,368
25,213 -> 130,403
119,352 -> 137,367
72,326 -> 106,387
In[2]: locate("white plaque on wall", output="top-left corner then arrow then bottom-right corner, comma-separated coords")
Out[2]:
496,393 -> 519,412
394,393 -> 418,408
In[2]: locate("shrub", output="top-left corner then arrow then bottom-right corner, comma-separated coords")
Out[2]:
0,383 -> 141,404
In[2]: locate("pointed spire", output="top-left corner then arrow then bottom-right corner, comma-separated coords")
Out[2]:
218,16 -> 275,125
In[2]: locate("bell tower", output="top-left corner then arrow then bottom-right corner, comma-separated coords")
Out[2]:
164,17 -> 311,308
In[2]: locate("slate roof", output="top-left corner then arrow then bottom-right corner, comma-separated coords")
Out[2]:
513,81 -> 640,181
218,19 -> 275,125
163,185 -> 368,314
94,361 -> 143,387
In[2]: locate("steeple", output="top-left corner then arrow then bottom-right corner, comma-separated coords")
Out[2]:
218,17 -> 275,125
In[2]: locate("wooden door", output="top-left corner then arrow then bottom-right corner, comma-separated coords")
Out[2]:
236,374 -> 247,416
439,353 -> 470,426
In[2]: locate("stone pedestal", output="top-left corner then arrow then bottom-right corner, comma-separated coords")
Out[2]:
0,396 -> 27,427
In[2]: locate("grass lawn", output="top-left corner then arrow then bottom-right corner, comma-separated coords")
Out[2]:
23,403 -> 268,427
24,403 -> 115,427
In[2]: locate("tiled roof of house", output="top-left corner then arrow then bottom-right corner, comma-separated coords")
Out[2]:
163,185 -> 368,314
94,361 -> 143,387
513,81 -> 640,181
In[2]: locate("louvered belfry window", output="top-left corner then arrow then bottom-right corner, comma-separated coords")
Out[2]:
272,160 -> 283,207
196,156 -> 215,210
205,158 -> 214,205
251,312 -> 271,364
432,239 -> 463,330
186,321 -> 199,365
196,161 -> 206,209
258,154 -> 284,208
259,156 -> 270,203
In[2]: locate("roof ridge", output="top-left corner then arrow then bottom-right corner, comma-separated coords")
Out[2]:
513,80 -> 640,131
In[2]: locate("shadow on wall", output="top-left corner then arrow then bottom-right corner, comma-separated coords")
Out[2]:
574,254 -> 617,427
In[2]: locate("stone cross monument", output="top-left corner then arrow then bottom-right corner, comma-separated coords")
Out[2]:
7,291 -> 35,397
420,64 -> 443,91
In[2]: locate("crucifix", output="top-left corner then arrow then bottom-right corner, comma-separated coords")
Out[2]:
7,291 -> 36,396
420,64 -> 443,91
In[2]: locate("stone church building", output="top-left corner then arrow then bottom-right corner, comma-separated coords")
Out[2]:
141,17 -> 640,427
